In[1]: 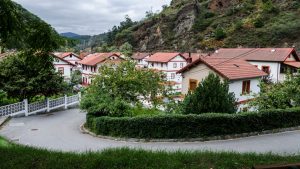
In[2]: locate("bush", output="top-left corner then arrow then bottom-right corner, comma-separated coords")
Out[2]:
213,27 -> 227,40
253,18 -> 264,28
182,73 -> 237,114
86,107 -> 300,139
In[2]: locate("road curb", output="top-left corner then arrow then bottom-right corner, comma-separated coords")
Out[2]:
0,116 -> 10,129
80,123 -> 300,143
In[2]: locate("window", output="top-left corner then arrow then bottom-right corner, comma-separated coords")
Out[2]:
151,63 -> 154,67
242,80 -> 251,95
189,79 -> 198,92
161,63 -> 163,67
173,63 -> 177,68
58,67 -> 64,75
180,63 -> 184,68
262,66 -> 270,74
171,73 -> 175,79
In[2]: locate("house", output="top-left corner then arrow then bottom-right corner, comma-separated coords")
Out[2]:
147,53 -> 188,93
212,48 -> 300,82
177,57 -> 267,111
54,52 -> 82,65
131,53 -> 151,68
52,54 -> 77,81
79,53 -> 122,85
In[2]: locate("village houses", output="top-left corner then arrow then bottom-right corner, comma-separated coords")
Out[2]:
131,53 -> 151,68
52,54 -> 78,81
146,53 -> 188,93
177,48 -> 300,111
211,48 -> 300,82
79,53 -> 122,85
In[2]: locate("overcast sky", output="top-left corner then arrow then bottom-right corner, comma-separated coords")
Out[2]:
13,0 -> 171,35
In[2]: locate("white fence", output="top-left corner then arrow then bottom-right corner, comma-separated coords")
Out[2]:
0,93 -> 81,117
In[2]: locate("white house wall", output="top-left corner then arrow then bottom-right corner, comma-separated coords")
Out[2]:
63,54 -> 81,65
228,78 -> 260,102
53,59 -> 73,80
248,61 -> 281,82
182,64 -> 220,94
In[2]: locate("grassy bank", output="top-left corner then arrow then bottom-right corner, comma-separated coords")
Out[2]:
0,137 -> 300,169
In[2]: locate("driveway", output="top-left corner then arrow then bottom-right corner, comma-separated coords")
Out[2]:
0,108 -> 300,154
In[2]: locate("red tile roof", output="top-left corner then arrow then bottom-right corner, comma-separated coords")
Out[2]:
147,53 -> 185,63
212,48 -> 299,62
79,53 -> 120,66
79,52 -> 90,59
178,57 -> 267,80
284,61 -> 300,68
52,54 -> 76,66
131,53 -> 151,60
54,52 -> 81,60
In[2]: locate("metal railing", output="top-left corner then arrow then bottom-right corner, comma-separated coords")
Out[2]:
0,93 -> 81,117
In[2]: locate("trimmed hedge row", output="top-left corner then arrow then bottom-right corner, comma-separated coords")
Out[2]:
86,108 -> 300,139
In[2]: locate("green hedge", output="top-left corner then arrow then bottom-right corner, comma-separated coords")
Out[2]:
86,108 -> 300,139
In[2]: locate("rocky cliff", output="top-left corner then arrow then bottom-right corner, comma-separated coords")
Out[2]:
117,0 -> 300,52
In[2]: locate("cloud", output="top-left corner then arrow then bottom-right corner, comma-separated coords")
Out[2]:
12,0 -> 171,35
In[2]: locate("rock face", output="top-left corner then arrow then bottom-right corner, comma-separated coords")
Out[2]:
116,0 -> 300,52
132,0 -> 200,52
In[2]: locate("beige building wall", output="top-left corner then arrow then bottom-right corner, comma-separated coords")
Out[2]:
181,63 -> 222,94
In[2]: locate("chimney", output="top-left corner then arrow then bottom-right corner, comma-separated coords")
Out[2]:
187,52 -> 192,63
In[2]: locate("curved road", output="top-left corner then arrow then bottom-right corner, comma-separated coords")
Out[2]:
1,109 -> 300,154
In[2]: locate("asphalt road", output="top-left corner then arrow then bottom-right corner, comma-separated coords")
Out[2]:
1,108 -> 300,155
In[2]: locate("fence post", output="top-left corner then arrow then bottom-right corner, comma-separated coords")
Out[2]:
46,98 -> 50,112
64,95 -> 68,109
24,99 -> 28,116
78,92 -> 81,101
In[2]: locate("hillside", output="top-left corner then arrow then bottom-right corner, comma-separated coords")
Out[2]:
60,32 -> 81,38
107,0 -> 300,52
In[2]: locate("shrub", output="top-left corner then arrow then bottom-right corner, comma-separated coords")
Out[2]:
182,73 -> 237,114
86,107 -> 300,139
253,18 -> 264,28
213,27 -> 227,40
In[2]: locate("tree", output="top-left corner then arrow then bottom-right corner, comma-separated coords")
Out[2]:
119,42 -> 133,58
250,71 -> 300,110
0,51 -> 65,101
182,73 -> 237,114
0,0 -> 22,51
0,1 -> 65,102
0,0 -> 62,51
70,70 -> 82,86
80,61 -> 166,116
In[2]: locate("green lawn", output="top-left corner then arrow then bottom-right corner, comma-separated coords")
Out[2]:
0,136 -> 299,169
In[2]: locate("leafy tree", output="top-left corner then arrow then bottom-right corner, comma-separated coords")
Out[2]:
80,61 -> 166,116
0,0 -> 22,52
0,0 -> 65,102
119,42 -> 133,58
0,52 -> 65,101
182,73 -> 237,114
0,0 -> 62,51
250,71 -> 300,110
70,70 -> 82,86
213,27 -> 227,40
0,90 -> 16,106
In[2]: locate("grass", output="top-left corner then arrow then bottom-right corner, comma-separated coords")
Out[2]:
1,137 -> 300,169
